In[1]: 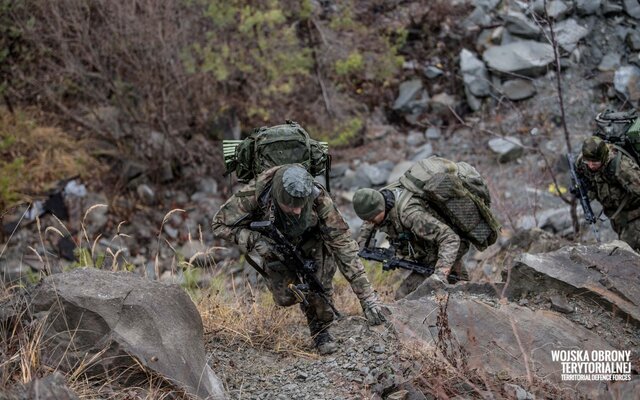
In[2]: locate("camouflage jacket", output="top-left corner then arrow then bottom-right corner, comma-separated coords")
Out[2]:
357,186 -> 463,271
576,145 -> 640,226
212,165 -> 375,300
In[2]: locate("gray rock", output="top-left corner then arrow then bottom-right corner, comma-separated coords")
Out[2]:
538,207 -> 573,233
356,163 -> 390,186
627,31 -> 640,51
423,66 -> 444,79
503,383 -> 535,400
614,65 -> 640,100
28,269 -> 226,399
598,52 -> 622,71
329,162 -> 349,178
339,169 -> 369,190
463,6 -> 492,30
411,143 -> 434,162
393,79 -> 425,111
164,225 -> 179,239
503,11 -> 540,39
550,294 -> 574,313
465,87 -> 483,111
425,127 -> 442,140
136,184 -> 155,205
386,161 -> 415,184
488,137 -> 524,163
475,0 -> 501,10
602,0 -> 624,14
430,92 -> 457,114
483,41 -> 555,76
501,79 -> 537,100
508,241 -> 640,324
387,390 -> 409,400
576,0 -> 601,14
196,178 -> 218,195
532,0 -> 571,19
375,160 -> 395,171
406,131 -> 426,147
460,49 -> 491,97
552,19 -> 590,52
394,282 -> 627,398
623,0 -> 640,18
24,372 -> 80,400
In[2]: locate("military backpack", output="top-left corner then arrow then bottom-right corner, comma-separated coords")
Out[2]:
594,109 -> 640,164
396,156 -> 501,250
223,120 -> 331,189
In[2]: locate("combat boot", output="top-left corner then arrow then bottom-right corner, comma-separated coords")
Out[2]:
314,330 -> 337,355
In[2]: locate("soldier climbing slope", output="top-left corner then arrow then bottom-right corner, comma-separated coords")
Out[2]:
575,136 -> 640,251
212,164 -> 387,355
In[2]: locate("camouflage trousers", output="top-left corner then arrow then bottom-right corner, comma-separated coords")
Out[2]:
262,242 -> 337,336
613,217 -> 640,252
395,241 -> 470,299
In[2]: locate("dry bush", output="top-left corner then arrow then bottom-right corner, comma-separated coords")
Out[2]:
198,288 -> 313,357
0,108 -> 102,196
1,0 -> 413,186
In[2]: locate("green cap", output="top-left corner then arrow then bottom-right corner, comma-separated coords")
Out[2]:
582,136 -> 609,163
272,165 -> 314,208
352,188 -> 385,221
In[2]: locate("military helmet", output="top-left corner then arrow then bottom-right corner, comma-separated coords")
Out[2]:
352,188 -> 385,221
582,136 -> 609,163
272,165 -> 314,208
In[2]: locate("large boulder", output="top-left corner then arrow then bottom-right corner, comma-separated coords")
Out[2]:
28,268 -> 226,400
391,285 -> 637,399
483,41 -> 555,76
505,240 -> 640,325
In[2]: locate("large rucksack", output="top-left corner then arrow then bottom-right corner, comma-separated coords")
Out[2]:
223,120 -> 331,189
396,156 -> 501,250
594,109 -> 640,164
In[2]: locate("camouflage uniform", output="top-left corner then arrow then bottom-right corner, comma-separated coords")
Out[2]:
212,165 -> 384,352
576,141 -> 640,251
357,185 -> 469,299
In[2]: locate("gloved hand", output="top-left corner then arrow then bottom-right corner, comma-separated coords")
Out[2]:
360,293 -> 389,326
420,268 -> 449,291
236,229 -> 262,254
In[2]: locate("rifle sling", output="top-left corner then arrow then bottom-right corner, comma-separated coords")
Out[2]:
244,254 -> 269,280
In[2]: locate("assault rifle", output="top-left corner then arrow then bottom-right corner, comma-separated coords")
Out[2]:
567,153 -> 600,242
249,221 -> 340,317
358,246 -> 465,283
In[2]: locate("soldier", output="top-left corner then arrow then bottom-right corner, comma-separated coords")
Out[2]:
212,164 -> 387,355
575,136 -> 640,251
353,187 -> 470,299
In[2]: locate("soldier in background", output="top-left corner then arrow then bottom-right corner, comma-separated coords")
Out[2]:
575,136 -> 640,251
212,164 -> 387,355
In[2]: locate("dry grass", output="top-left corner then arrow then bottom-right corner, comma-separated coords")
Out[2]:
0,108 -> 103,197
